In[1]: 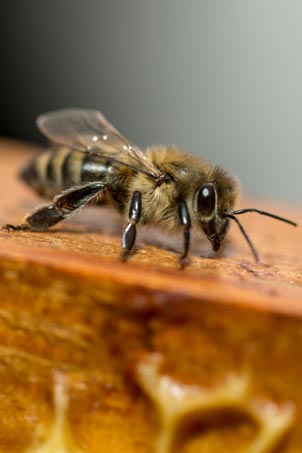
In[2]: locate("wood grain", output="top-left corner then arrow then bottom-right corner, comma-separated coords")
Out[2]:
0,138 -> 301,452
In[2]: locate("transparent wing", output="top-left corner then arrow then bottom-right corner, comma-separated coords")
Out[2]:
36,108 -> 162,179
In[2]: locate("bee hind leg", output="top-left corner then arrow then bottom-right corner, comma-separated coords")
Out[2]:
121,191 -> 142,261
178,199 -> 191,268
2,223 -> 30,232
2,182 -> 105,232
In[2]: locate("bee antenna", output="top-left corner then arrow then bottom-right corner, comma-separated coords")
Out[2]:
226,214 -> 259,262
231,209 -> 297,227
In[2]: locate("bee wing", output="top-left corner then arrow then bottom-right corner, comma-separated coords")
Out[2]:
37,108 -> 162,179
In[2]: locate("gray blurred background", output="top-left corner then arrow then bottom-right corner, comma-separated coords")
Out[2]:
1,1 -> 302,202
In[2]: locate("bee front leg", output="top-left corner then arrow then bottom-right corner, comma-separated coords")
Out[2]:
178,199 -> 191,268
121,191 -> 142,260
2,182 -> 105,232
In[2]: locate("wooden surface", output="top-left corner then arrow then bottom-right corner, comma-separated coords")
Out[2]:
1,139 -> 301,313
0,138 -> 302,452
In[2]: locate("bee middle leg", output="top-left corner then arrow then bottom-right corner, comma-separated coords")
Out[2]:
121,191 -> 142,260
3,182 -> 105,232
178,199 -> 191,268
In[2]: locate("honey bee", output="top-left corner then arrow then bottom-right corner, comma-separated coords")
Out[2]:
3,109 -> 297,266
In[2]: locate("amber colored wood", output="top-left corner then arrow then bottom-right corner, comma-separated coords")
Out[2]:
0,138 -> 301,452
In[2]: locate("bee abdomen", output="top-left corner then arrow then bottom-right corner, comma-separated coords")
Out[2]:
20,148 -> 111,197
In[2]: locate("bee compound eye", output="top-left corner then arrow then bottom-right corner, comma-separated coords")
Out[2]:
197,183 -> 216,216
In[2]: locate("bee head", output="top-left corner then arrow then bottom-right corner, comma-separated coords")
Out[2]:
193,173 -> 296,261
193,182 -> 231,251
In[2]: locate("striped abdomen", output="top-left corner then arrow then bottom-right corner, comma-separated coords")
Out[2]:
20,147 -> 113,197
